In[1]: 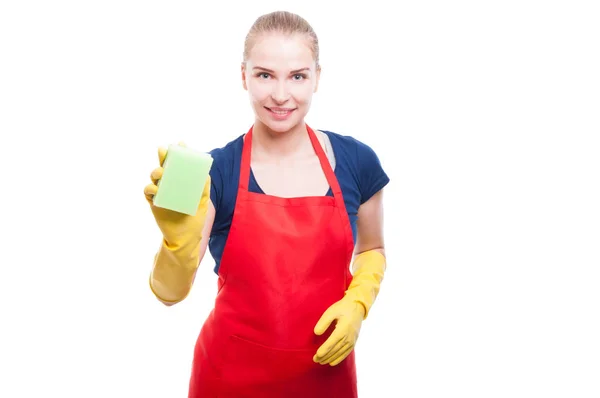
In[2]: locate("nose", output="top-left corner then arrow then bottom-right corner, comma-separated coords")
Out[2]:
271,80 -> 290,104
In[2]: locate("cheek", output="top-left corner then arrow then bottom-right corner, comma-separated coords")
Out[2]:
247,80 -> 270,103
290,83 -> 314,104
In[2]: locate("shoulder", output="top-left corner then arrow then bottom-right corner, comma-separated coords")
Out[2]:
208,134 -> 244,165
319,129 -> 386,171
320,130 -> 381,161
207,134 -> 245,180
207,135 -> 244,210
320,129 -> 390,204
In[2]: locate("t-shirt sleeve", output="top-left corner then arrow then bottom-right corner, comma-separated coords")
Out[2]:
355,140 -> 390,204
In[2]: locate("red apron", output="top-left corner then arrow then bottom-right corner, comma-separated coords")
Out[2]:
188,124 -> 357,397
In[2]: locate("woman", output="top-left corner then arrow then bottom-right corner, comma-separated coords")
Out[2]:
144,10 -> 389,397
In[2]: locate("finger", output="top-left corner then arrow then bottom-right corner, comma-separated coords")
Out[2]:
150,167 -> 163,184
328,344 -> 354,367
314,305 -> 338,336
158,147 -> 167,166
314,327 -> 345,360
144,183 -> 157,200
319,339 -> 349,365
316,321 -> 349,363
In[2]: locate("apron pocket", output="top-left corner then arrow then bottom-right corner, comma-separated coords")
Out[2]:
221,334 -> 319,394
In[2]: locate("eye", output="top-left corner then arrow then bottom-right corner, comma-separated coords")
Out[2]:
257,72 -> 270,79
293,74 -> 306,81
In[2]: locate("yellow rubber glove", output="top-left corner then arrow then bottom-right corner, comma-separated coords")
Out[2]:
313,250 -> 386,366
143,144 -> 211,304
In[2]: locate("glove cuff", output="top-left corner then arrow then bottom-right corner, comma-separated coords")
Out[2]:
344,250 -> 386,319
149,239 -> 201,303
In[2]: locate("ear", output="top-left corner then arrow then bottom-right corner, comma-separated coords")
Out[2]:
241,62 -> 248,91
314,65 -> 321,93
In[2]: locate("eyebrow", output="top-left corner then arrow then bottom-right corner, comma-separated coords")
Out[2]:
253,66 -> 310,74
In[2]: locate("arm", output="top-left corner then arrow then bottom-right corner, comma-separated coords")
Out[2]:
313,188 -> 387,365
347,188 -> 387,318
354,189 -> 386,257
151,202 -> 216,307
146,144 -> 219,306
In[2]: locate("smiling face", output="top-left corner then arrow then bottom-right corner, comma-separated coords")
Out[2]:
242,32 -> 320,134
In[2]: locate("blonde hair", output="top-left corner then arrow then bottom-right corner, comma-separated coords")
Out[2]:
243,11 -> 320,67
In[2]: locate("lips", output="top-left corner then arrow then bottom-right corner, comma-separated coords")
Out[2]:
266,107 -> 295,114
265,106 -> 296,120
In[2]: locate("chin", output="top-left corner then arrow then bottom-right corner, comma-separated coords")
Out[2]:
263,120 -> 297,133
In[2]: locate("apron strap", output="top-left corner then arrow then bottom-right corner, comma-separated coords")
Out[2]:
239,125 -> 254,193
305,125 -> 345,206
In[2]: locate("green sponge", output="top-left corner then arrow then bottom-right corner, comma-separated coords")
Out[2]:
152,144 -> 213,216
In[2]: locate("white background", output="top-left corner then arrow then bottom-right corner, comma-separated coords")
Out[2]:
1,0 -> 599,397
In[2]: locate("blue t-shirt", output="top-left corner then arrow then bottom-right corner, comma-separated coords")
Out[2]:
207,130 -> 390,274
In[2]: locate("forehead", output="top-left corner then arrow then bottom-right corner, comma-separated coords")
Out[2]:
247,32 -> 314,70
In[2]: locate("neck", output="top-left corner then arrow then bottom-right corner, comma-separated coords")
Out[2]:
251,120 -> 312,161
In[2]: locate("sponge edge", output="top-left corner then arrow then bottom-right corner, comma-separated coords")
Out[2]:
152,144 -> 213,216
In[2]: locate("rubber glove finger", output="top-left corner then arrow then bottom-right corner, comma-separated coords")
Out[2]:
328,344 -> 355,367
314,326 -> 345,361
314,303 -> 339,336
317,320 -> 350,363
158,147 -> 167,166
144,183 -> 158,200
323,341 -> 352,365
319,338 -> 349,365
150,167 -> 163,184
